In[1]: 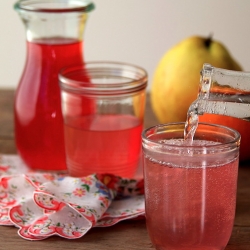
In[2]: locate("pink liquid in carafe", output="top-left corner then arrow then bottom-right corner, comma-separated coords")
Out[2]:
14,38 -> 85,171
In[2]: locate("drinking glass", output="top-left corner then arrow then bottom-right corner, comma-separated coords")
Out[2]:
142,122 -> 240,250
59,61 -> 147,177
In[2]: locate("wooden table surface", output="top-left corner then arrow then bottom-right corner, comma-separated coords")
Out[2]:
0,89 -> 249,250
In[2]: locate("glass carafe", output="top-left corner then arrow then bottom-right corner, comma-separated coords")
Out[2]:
14,0 -> 94,171
196,63 -> 250,119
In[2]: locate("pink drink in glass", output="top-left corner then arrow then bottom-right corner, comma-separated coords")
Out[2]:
64,114 -> 143,177
144,145 -> 238,250
142,123 -> 240,250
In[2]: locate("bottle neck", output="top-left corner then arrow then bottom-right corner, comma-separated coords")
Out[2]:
196,64 -> 250,120
199,63 -> 250,100
14,0 -> 94,43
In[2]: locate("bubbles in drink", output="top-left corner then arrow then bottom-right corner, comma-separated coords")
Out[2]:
159,138 -> 219,147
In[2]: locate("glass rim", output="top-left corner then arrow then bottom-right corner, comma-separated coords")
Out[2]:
59,61 -> 148,96
142,122 -> 241,149
14,0 -> 95,13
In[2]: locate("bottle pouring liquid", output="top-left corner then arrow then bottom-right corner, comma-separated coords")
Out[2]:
185,63 -> 250,142
194,63 -> 250,120
14,0 -> 94,171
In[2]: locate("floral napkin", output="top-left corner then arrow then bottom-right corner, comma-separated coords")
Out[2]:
0,155 -> 145,240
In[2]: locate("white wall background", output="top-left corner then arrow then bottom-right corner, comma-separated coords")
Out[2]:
1,0 -> 250,90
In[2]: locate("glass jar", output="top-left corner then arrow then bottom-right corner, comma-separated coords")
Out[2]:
59,62 -> 148,177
